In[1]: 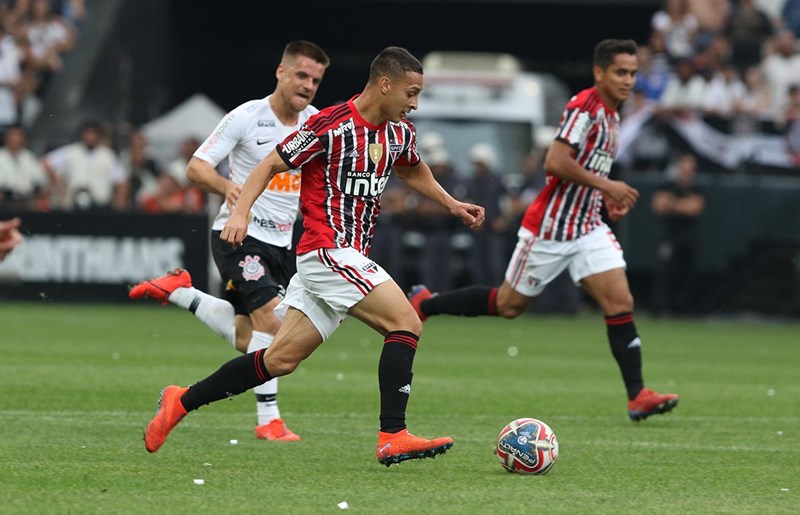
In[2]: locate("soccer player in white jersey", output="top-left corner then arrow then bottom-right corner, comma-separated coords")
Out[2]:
410,39 -> 680,422
142,47 -> 485,466
129,41 -> 330,441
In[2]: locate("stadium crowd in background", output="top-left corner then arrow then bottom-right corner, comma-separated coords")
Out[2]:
0,0 -> 81,133
620,0 -> 800,174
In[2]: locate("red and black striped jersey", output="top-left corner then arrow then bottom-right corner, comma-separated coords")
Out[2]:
277,96 -> 420,256
521,86 -> 619,241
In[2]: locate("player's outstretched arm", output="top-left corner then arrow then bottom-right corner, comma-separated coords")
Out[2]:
394,161 -> 485,228
220,150 -> 289,246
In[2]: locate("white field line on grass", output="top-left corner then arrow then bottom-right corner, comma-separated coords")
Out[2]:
3,410 -> 797,454
3,410 -> 799,425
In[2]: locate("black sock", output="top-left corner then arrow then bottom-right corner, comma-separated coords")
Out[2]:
379,331 -> 418,433
422,286 -> 498,317
181,349 -> 273,412
605,312 -> 644,400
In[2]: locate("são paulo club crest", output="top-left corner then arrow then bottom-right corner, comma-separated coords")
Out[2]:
239,255 -> 266,281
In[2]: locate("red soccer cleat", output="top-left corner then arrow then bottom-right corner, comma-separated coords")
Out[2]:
407,285 -> 432,322
628,388 -> 679,421
255,419 -> 301,441
376,428 -> 454,466
129,269 -> 192,305
144,385 -> 189,453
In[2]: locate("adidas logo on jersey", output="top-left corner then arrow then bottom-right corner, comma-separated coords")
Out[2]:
398,384 -> 411,395
349,149 -> 359,158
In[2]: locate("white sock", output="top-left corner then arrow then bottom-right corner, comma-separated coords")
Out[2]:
249,331 -> 280,425
169,287 -> 236,347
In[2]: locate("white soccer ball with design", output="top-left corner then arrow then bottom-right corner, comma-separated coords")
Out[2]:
495,417 -> 559,475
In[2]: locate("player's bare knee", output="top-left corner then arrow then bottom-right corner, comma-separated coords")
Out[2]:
499,305 -> 524,319
616,292 -> 634,312
387,310 -> 422,336
406,315 -> 423,336
264,354 -> 299,377
605,295 -> 634,314
496,298 -> 526,319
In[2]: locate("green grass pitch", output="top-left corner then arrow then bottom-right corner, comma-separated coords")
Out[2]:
1,303 -> 798,514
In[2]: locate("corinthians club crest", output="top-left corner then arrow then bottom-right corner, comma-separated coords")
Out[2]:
239,255 -> 266,281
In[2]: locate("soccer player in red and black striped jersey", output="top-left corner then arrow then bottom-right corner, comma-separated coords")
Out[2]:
410,39 -> 679,422
143,47 -> 485,465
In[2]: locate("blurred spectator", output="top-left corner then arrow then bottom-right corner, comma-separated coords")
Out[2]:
761,29 -> 800,112
0,124 -> 48,210
703,63 -> 747,118
692,33 -> 731,85
508,150 -> 546,217
651,0 -> 700,61
647,29 -> 672,70
656,57 -> 707,117
24,0 -> 77,98
162,135 -> 205,213
118,127 -> 158,210
754,0 -> 786,26
738,65 -> 774,120
416,131 -> 445,161
620,89 -> 672,173
2,7 -> 42,123
690,0 -> 730,49
634,43 -> 671,104
463,142 -> 510,286
0,19 -> 23,131
137,172 -> 190,214
650,153 -> 706,316
777,83 -> 800,128
51,0 -> 85,29
782,0 -> 800,38
727,0 -> 775,73
42,120 -> 127,211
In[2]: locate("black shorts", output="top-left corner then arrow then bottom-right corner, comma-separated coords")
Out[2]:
211,231 -> 291,316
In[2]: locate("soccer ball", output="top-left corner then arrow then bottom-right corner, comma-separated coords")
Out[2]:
495,417 -> 559,475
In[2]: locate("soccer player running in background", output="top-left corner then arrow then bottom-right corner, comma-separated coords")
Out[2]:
130,41 -> 330,441
143,46 -> 485,465
409,39 -> 679,422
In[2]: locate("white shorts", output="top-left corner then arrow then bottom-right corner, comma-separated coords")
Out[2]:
273,248 -> 391,341
505,223 -> 626,297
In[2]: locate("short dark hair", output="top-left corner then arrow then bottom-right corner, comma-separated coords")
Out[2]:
79,120 -> 104,136
283,40 -> 330,68
593,39 -> 638,69
368,46 -> 423,83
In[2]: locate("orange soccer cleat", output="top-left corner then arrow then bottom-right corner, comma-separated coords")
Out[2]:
407,285 -> 433,322
255,419 -> 301,441
144,385 -> 188,453
129,269 -> 192,304
628,388 -> 679,421
376,428 -> 454,466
